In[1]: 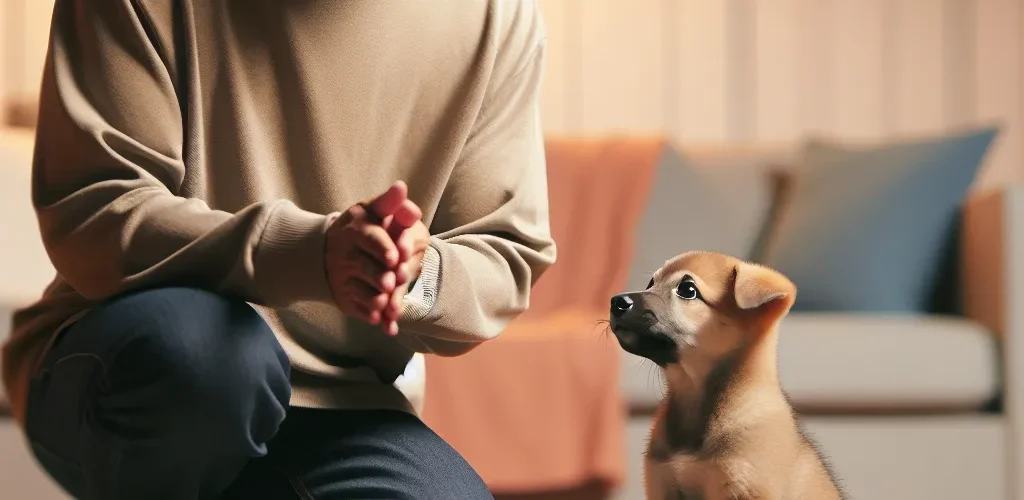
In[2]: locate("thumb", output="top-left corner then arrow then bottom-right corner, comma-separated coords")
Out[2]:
391,199 -> 423,230
388,200 -> 423,241
367,181 -> 408,220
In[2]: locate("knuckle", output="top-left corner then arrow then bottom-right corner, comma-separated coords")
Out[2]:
353,220 -> 371,235
347,203 -> 367,218
364,227 -> 387,245
331,212 -> 351,228
365,225 -> 386,240
338,223 -> 358,238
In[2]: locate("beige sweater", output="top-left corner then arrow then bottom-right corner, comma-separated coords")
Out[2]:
2,0 -> 555,424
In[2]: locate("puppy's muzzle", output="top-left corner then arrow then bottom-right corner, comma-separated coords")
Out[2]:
609,293 -> 678,366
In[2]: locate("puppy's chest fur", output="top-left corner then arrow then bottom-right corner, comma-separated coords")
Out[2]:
646,450 -> 760,500
645,407 -> 770,500
642,374 -> 844,500
644,400 -> 843,500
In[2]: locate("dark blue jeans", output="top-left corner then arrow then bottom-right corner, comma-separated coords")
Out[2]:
24,287 -> 492,500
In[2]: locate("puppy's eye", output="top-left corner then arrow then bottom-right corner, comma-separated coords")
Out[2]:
675,278 -> 701,301
646,278 -> 655,289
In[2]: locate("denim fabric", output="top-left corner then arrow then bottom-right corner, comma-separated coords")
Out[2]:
223,408 -> 494,500
25,287 -> 491,500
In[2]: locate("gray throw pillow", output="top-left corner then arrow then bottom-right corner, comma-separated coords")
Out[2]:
761,126 -> 999,312
625,146 -> 775,291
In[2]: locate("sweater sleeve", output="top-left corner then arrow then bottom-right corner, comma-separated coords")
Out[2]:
396,38 -> 557,356
32,0 -> 336,307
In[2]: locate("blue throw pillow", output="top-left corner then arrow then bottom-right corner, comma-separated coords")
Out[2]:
761,126 -> 999,312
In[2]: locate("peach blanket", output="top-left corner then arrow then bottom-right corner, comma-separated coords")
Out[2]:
422,137 -> 664,494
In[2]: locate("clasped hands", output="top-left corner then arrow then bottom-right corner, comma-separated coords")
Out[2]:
325,181 -> 430,336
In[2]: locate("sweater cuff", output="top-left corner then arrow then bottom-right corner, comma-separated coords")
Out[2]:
253,201 -> 337,307
400,242 -> 441,322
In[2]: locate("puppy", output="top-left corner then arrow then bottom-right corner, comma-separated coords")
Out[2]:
609,251 -> 845,500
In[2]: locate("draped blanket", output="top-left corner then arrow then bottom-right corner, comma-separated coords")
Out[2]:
422,137 -> 664,494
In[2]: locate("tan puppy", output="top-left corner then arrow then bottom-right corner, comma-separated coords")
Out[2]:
609,251 -> 845,500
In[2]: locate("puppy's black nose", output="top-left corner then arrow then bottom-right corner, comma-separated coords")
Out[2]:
611,294 -> 633,317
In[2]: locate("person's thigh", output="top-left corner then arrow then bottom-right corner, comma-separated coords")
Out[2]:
223,407 -> 494,500
24,287 -> 291,500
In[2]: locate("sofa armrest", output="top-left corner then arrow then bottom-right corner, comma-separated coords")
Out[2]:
963,185 -> 1023,338
962,183 -> 1024,498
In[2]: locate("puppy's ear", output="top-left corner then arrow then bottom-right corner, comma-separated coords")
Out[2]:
732,263 -> 797,314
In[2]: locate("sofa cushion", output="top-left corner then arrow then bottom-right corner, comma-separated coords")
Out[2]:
762,127 -> 999,313
624,145 -> 783,291
620,314 -> 998,413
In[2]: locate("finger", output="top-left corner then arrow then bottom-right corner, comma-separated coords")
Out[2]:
357,224 -> 400,268
358,303 -> 382,326
348,279 -> 391,311
344,281 -> 385,326
393,261 -> 409,287
379,213 -> 395,232
394,260 -> 418,287
387,286 -> 405,319
352,254 -> 397,293
349,301 -> 381,325
387,201 -> 423,242
395,230 -> 429,264
394,230 -> 414,262
382,292 -> 402,337
367,181 -> 408,220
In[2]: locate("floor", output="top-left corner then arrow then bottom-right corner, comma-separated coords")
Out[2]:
0,420 -> 68,499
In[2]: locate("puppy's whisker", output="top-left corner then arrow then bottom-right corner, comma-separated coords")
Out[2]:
590,319 -> 613,342
647,362 -> 661,394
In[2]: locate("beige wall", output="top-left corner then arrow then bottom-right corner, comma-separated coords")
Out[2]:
3,0 -> 1022,187
539,0 -> 1024,190
0,0 -> 52,101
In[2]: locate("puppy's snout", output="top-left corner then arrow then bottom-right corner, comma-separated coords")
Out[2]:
611,294 -> 634,317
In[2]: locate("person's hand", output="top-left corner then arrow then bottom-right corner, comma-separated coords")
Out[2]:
367,191 -> 430,335
380,219 -> 431,333
325,182 -> 411,327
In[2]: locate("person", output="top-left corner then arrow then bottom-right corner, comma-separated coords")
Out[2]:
1,0 -> 556,498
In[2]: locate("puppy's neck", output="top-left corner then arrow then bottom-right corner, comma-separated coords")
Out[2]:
658,331 -> 784,455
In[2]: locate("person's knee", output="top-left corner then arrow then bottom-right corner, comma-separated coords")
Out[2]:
94,287 -> 291,447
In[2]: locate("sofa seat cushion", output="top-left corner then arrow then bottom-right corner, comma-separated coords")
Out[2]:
621,313 -> 999,413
